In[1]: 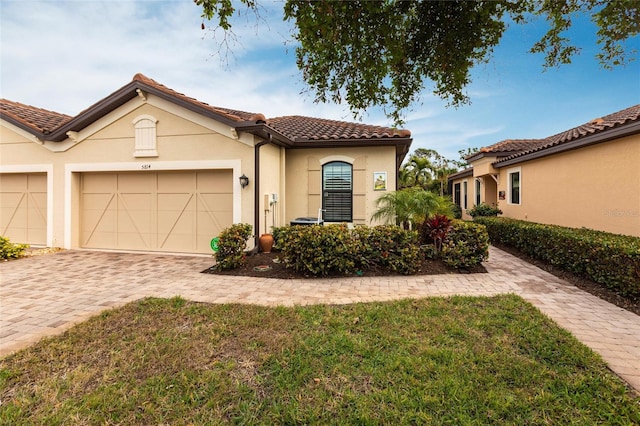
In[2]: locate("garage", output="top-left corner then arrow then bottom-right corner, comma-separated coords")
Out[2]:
80,170 -> 232,254
0,173 -> 48,246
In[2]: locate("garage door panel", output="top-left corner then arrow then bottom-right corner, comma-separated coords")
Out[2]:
198,170 -> 232,192
118,173 -> 154,192
157,172 -> 193,191
82,173 -> 116,192
0,173 -> 47,245
198,194 -> 233,211
81,170 -> 232,253
157,193 -> 194,211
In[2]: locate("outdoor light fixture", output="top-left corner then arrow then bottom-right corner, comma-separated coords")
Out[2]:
239,174 -> 249,189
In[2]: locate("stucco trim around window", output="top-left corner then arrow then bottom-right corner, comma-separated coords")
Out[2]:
507,167 -> 521,205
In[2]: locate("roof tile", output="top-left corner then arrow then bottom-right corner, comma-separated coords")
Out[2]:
481,104 -> 640,164
0,99 -> 72,134
132,73 -> 260,123
267,115 -> 410,141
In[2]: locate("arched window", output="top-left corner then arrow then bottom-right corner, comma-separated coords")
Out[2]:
322,161 -> 352,222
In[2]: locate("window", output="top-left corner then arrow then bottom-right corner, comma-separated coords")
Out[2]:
323,161 -> 352,222
454,183 -> 461,207
475,178 -> 481,205
508,169 -> 521,205
133,115 -> 158,157
462,181 -> 468,209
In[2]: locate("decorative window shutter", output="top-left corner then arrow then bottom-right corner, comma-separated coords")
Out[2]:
133,115 -> 158,157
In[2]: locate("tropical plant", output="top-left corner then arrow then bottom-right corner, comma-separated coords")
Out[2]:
420,214 -> 453,251
371,188 -> 454,230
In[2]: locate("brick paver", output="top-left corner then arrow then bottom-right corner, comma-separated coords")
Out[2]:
1,247 -> 638,392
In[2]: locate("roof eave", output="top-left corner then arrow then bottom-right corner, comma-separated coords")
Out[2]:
494,121 -> 640,168
44,80 -> 248,142
0,112 -> 49,140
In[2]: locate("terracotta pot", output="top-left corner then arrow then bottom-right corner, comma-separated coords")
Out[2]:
259,233 -> 274,253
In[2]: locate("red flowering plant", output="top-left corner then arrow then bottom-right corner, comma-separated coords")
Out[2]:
420,214 -> 452,252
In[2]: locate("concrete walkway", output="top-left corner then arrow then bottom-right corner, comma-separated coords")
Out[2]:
1,247 -> 638,392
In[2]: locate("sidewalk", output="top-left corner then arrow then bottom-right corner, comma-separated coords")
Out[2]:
1,246 -> 638,391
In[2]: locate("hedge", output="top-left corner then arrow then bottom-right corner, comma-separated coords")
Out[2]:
474,217 -> 640,297
274,224 -> 420,276
441,220 -> 489,269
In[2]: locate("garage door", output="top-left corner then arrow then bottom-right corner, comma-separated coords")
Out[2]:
80,170 -> 232,254
0,173 -> 47,245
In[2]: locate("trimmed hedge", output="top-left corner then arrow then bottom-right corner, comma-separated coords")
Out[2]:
441,220 -> 489,269
275,224 -> 420,276
474,217 -> 640,297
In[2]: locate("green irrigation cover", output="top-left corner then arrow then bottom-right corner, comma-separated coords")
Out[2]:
210,237 -> 220,253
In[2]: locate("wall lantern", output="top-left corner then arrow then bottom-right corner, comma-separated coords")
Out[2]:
239,174 -> 249,189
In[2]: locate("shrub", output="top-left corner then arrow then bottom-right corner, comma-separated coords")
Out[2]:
0,236 -> 29,260
363,225 -> 420,275
214,223 -> 253,271
277,224 -> 362,276
275,224 -> 420,276
475,217 -> 640,297
467,202 -> 502,218
441,220 -> 489,269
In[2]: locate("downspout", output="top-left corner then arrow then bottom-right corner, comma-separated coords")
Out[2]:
254,133 -> 272,249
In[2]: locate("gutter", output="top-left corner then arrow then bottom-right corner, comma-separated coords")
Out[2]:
253,134 -> 272,249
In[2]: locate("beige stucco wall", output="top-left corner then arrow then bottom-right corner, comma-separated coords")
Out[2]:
284,146 -> 397,226
1,95 -> 257,250
496,135 -> 640,237
449,176 -> 476,221
258,143 -> 285,235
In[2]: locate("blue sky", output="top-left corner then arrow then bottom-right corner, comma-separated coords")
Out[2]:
1,0 -> 639,163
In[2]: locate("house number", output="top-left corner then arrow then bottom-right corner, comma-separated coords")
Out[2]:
141,164 -> 151,170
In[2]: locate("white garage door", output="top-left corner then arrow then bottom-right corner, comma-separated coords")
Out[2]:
80,170 -> 232,254
0,173 -> 47,245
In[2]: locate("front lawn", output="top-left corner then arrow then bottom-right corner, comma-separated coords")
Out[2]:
1,296 -> 638,424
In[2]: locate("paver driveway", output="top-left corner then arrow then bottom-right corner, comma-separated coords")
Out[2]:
1,246 -> 639,391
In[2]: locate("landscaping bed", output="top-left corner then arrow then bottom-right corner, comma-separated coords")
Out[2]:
203,249 -> 486,279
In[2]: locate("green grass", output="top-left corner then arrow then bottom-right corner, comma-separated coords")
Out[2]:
1,295 -> 638,425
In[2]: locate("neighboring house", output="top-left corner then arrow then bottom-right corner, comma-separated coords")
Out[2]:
449,104 -> 640,237
0,74 -> 412,254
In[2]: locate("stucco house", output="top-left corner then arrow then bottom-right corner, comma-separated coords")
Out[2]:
449,104 -> 640,237
0,74 -> 412,254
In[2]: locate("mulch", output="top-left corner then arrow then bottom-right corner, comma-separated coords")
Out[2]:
204,246 -> 639,317
202,250 -> 485,279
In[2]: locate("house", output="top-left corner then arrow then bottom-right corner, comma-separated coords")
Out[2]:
449,104 -> 640,237
0,74 -> 412,254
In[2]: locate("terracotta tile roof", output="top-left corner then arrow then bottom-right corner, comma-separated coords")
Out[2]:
131,73 -> 261,123
266,115 -> 411,141
479,104 -> 640,165
0,74 -> 411,146
0,99 -> 72,134
480,138 -> 548,154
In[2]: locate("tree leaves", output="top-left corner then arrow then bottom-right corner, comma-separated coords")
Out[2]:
197,0 -> 639,124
